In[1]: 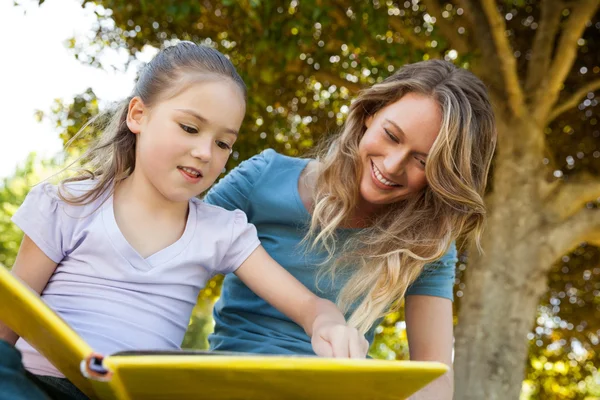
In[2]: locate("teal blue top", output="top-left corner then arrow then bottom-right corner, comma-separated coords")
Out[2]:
204,149 -> 457,355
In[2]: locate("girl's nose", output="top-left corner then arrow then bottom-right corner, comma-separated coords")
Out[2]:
190,138 -> 213,162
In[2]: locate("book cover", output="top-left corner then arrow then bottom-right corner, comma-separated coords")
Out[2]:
0,265 -> 448,400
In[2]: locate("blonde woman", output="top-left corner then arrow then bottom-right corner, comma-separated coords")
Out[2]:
204,59 -> 497,399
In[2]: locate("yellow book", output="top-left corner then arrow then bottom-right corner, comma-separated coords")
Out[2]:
0,265 -> 448,400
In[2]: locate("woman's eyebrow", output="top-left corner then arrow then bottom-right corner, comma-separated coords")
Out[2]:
384,118 -> 428,157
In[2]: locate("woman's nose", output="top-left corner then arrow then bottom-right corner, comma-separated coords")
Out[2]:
383,149 -> 409,175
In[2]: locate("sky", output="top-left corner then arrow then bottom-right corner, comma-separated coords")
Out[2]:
0,0 -> 144,178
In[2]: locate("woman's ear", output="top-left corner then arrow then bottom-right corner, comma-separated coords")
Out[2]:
365,115 -> 373,129
126,97 -> 145,134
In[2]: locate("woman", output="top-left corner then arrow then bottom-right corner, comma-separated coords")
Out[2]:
204,59 -> 496,399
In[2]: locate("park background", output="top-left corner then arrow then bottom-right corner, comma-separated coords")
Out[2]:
0,0 -> 599,399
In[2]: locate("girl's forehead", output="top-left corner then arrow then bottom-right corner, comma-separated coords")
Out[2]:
158,80 -> 246,131
152,74 -> 245,104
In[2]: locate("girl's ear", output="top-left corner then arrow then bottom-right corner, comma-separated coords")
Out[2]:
365,114 -> 373,129
126,97 -> 145,134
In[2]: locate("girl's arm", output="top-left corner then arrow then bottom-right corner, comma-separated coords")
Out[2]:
0,235 -> 58,345
405,295 -> 454,400
234,245 -> 369,358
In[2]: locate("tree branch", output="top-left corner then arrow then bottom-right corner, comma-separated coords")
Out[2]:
534,0 -> 600,123
285,61 -> 363,93
543,173 -> 600,220
525,0 -> 564,97
480,0 -> 525,117
457,0 -> 514,115
548,78 -> 600,123
421,0 -> 470,54
545,208 -> 600,262
314,70 -> 362,93
387,17 -> 431,52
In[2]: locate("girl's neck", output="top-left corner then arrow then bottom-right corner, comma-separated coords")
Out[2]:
114,172 -> 188,220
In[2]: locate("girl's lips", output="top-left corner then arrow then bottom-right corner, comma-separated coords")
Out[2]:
178,166 -> 203,183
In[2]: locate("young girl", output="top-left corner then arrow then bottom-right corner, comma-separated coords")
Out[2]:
204,59 -> 497,400
0,42 -> 368,400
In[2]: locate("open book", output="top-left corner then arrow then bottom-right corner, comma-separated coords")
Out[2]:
0,265 -> 448,400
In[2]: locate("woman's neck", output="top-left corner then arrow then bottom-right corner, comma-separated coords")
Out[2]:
302,160 -> 380,229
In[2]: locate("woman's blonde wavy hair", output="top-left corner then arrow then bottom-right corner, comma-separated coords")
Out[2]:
308,59 -> 497,333
58,42 -> 246,205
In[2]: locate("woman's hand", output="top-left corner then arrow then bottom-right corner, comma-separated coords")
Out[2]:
310,315 -> 369,358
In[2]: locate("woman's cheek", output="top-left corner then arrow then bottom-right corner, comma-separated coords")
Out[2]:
409,170 -> 428,191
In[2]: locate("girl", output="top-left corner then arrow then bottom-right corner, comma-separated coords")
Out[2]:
204,59 -> 497,400
0,42 -> 367,400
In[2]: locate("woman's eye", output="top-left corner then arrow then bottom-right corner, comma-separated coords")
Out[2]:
216,141 -> 232,151
179,124 -> 198,134
415,157 -> 426,168
384,129 -> 399,143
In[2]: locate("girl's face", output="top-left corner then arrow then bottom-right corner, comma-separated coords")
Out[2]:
127,80 -> 246,203
357,92 -> 441,214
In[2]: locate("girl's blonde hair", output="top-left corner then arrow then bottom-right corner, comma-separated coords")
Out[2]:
60,42 -> 246,204
309,59 -> 497,333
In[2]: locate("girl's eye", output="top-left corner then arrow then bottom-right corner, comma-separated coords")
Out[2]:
384,129 -> 399,143
415,157 -> 426,168
179,124 -> 198,134
216,141 -> 232,151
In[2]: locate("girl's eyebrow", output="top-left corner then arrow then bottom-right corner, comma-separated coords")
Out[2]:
175,108 -> 239,136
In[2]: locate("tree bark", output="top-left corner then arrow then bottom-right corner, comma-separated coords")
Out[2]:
454,122 -> 554,399
452,2 -> 600,397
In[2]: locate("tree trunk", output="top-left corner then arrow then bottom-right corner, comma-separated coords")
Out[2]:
453,122 -> 553,399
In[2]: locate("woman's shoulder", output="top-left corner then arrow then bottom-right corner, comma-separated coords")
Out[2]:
204,149 -> 313,213
210,149 -> 310,195
239,148 -> 309,175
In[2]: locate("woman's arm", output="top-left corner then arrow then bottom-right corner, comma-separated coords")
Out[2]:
0,235 -> 58,345
234,245 -> 369,358
405,295 -> 454,400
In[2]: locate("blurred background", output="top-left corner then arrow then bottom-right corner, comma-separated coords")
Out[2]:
0,1 -> 598,399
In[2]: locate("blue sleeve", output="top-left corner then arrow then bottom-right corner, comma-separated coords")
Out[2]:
203,149 -> 276,213
405,242 -> 458,301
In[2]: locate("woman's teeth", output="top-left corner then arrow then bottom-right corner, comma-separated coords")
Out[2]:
372,162 -> 399,187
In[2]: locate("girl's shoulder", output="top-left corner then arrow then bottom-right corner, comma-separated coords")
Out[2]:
13,180 -> 109,262
190,198 -> 255,247
26,179 -> 110,217
191,196 -> 246,224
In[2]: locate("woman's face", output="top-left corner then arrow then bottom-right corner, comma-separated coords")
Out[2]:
357,92 -> 442,213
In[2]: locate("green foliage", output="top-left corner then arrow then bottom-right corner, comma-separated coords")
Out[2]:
181,297 -> 216,350
35,88 -> 102,154
521,245 -> 600,400
68,0 -> 451,170
369,309 -> 410,361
